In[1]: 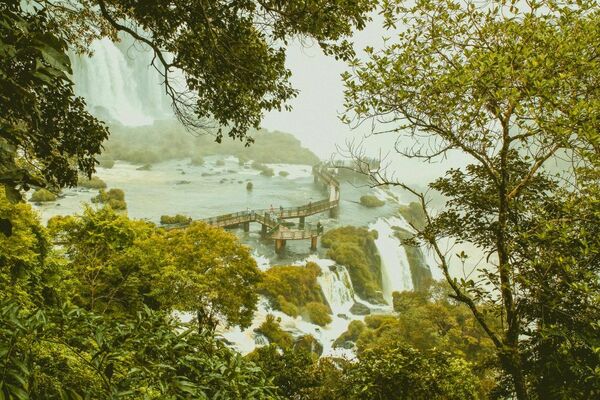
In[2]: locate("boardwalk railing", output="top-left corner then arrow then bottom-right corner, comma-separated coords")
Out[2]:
200,163 -> 338,240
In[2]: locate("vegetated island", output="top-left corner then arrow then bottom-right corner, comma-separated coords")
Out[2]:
101,119 -> 320,165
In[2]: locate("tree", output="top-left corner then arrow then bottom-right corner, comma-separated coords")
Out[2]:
337,343 -> 481,400
0,1 -> 108,202
135,222 -> 262,330
2,0 -> 376,202
38,0 -> 377,142
48,206 -> 154,316
342,1 -> 599,398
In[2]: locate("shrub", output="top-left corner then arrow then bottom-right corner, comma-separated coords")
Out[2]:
333,320 -> 366,348
160,214 -> 192,225
255,314 -> 294,348
304,302 -> 332,326
360,195 -> 385,208
278,170 -> 289,177
29,189 -> 57,202
246,182 -> 253,191
92,188 -> 126,210
77,175 -> 107,189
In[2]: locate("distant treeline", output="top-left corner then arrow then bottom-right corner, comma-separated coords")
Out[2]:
100,119 -> 320,166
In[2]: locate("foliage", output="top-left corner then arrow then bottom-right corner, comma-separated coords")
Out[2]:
29,188 -> 58,202
247,344 -> 317,399
159,214 -> 191,225
304,302 -> 332,327
0,2 -> 108,201
259,263 -> 330,321
321,226 -> 383,303
0,188 -> 53,307
278,170 -> 289,177
48,206 -> 154,316
255,314 -> 294,348
91,188 -> 126,210
359,195 -> 384,208
0,300 -> 279,399
77,175 -> 107,189
134,222 -> 262,330
336,343 -> 482,400
342,1 -> 600,398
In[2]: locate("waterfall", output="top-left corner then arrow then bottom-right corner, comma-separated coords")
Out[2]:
317,262 -> 355,315
70,35 -> 172,126
369,217 -> 414,304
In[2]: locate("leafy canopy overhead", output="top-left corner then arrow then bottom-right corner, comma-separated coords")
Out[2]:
42,0 -> 378,142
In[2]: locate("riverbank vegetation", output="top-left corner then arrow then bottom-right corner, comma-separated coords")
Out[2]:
160,214 -> 191,225
321,227 -> 384,303
104,122 -> 321,166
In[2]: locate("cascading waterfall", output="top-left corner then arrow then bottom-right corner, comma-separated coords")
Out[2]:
370,217 -> 414,304
70,35 -> 172,125
315,260 -> 355,315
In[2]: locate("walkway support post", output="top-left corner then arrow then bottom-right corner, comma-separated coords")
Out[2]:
243,221 -> 250,232
329,206 -> 339,218
275,239 -> 286,253
310,236 -> 318,251
299,216 -> 305,229
261,224 -> 267,236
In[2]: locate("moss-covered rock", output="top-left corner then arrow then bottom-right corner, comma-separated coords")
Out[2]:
350,302 -> 371,316
278,170 -> 289,177
77,175 -> 107,189
393,227 -> 432,292
360,195 -> 385,208
160,214 -> 192,225
246,182 -> 253,191
136,163 -> 152,171
190,154 -> 205,166
252,162 -> 274,177
398,202 -> 427,231
29,189 -> 57,202
321,226 -> 385,304
259,262 -> 331,321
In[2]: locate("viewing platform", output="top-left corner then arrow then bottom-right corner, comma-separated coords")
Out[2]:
200,163 -> 340,252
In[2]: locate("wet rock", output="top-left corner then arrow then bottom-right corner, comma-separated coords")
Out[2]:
175,180 -> 191,185
337,313 -> 349,320
350,302 -> 371,316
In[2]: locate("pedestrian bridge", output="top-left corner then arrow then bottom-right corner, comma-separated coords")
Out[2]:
200,163 -> 340,252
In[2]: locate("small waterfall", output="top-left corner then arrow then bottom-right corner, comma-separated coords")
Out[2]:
317,263 -> 355,315
70,35 -> 172,126
369,217 -> 414,304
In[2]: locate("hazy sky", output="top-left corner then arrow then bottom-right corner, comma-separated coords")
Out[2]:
262,22 -> 467,187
